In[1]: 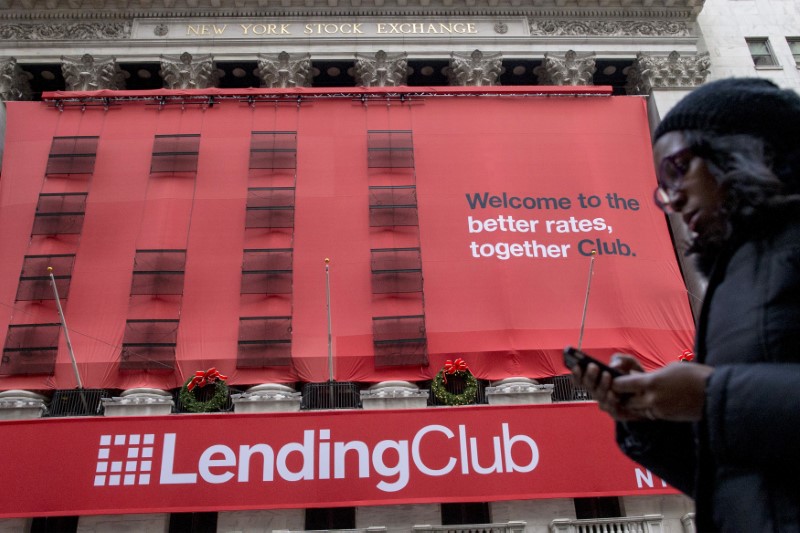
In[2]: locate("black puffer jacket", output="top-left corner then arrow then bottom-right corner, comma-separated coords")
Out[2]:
617,215 -> 800,532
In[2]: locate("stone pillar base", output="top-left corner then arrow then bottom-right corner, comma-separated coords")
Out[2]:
0,390 -> 48,420
361,381 -> 429,410
101,388 -> 174,416
232,383 -> 302,413
486,377 -> 553,405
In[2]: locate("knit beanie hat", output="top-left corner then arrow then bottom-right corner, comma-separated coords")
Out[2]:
653,78 -> 800,153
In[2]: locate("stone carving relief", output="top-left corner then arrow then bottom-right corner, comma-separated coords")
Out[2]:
530,19 -> 690,37
448,49 -> 503,86
0,57 -> 32,101
354,50 -> 408,87
160,52 -> 219,90
0,22 -> 131,40
256,51 -> 312,88
626,51 -> 711,94
61,54 -> 124,91
534,50 -> 596,86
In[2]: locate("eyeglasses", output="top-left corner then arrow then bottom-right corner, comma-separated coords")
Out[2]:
653,147 -> 693,213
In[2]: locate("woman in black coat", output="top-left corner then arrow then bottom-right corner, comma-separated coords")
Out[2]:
574,78 -> 800,532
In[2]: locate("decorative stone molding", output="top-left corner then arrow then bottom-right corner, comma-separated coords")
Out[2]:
360,381 -> 429,410
530,19 -> 691,37
0,22 -> 131,40
626,51 -> 710,95
534,50 -> 596,86
448,49 -> 502,86
681,513 -> 696,533
160,51 -> 219,89
101,388 -> 174,416
0,57 -> 31,101
354,50 -> 408,87
256,51 -> 312,88
485,377 -> 553,405
61,53 -> 124,91
0,390 -> 47,420
551,515 -> 663,533
232,383 -> 302,413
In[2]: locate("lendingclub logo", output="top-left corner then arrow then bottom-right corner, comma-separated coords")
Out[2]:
92,424 -> 539,492
94,434 -> 155,486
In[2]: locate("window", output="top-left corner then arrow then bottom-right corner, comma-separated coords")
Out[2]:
305,507 -> 356,530
367,130 -> 414,168
369,185 -> 419,226
31,516 -> 79,533
442,502 -> 491,525
120,319 -> 179,371
16,254 -> 75,301
241,248 -> 293,294
250,131 -> 297,169
150,134 -> 200,173
237,316 -> 292,368
788,38 -> 800,67
32,192 -> 87,235
46,136 -> 99,175
746,38 -> 779,67
130,250 -> 186,295
1,323 -> 61,376
371,248 -> 423,293
372,314 -> 428,367
245,187 -> 295,228
574,497 -> 622,519
168,513 -> 217,533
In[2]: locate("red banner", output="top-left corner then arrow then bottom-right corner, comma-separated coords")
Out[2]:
0,90 -> 694,390
0,403 -> 674,518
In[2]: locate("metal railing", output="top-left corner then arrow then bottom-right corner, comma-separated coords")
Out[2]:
539,375 -> 593,402
301,382 -> 362,410
46,389 -> 109,417
550,515 -> 664,533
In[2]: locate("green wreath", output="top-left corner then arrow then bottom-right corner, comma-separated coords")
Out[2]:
432,365 -> 478,406
179,376 -> 229,413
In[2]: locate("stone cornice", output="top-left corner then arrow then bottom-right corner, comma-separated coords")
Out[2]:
0,1 -> 703,21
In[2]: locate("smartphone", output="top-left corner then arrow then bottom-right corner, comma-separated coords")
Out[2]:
563,346 -> 622,378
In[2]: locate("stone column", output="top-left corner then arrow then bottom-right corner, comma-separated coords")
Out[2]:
100,388 -> 174,416
0,390 -> 47,420
448,50 -> 503,86
485,377 -> 553,405
256,51 -> 312,88
160,52 -> 219,89
360,381 -> 429,410
354,50 -> 409,87
61,54 -> 124,91
534,50 -> 596,86
626,51 -> 711,319
231,383 -> 302,413
0,58 -> 32,101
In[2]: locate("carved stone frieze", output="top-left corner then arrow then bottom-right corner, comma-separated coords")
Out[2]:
354,50 -> 408,87
530,19 -> 691,37
62,53 -> 125,91
0,57 -> 32,101
534,50 -> 596,86
160,51 -> 219,89
448,49 -> 502,86
0,22 -> 131,40
256,51 -> 312,88
626,51 -> 710,94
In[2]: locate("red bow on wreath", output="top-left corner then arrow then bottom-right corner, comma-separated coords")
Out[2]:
442,358 -> 469,384
187,367 -> 228,391
678,349 -> 695,362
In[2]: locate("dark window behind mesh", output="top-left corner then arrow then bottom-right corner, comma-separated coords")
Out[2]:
241,249 -> 293,294
1,323 -> 61,375
46,136 -> 100,175
130,250 -> 186,295
369,186 -> 419,226
151,134 -> 201,173
371,248 -> 423,293
16,254 -> 75,301
249,131 -> 297,169
245,187 -> 295,228
120,319 -> 179,371
373,315 -> 428,367
237,316 -> 292,368
305,507 -> 356,530
442,502 -> 491,525
32,192 -> 87,235
367,130 -> 414,168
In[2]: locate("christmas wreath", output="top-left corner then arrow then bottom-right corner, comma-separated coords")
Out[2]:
431,358 -> 478,406
179,367 -> 229,413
